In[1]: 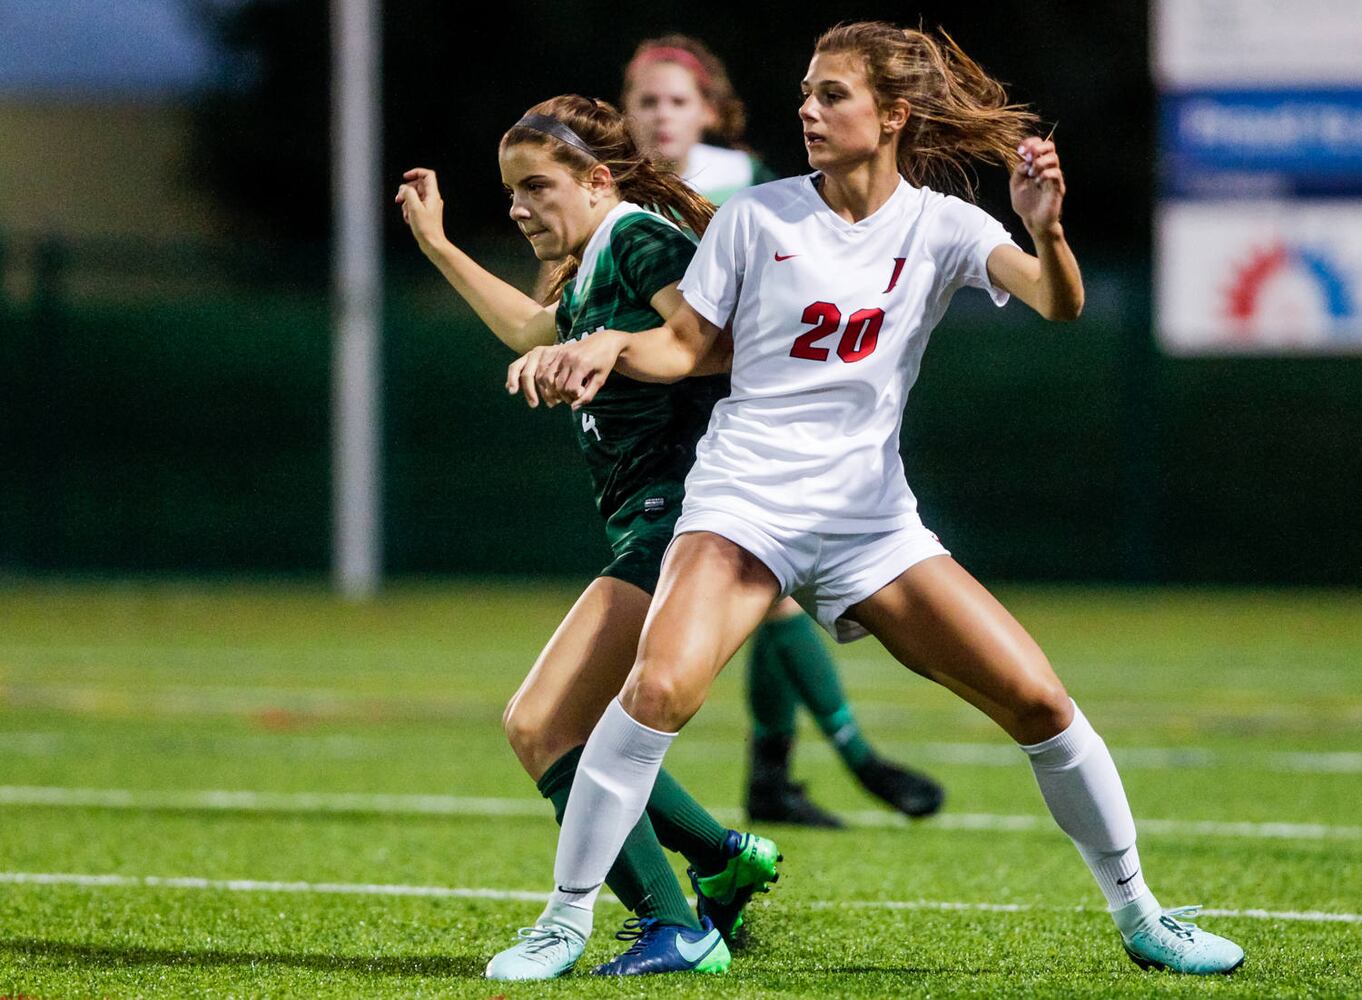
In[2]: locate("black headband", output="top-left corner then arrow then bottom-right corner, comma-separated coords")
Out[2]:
513,112 -> 600,161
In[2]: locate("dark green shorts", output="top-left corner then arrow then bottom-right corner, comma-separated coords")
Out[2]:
599,480 -> 686,595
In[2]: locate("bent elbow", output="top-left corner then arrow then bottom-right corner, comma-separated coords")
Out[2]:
1046,295 -> 1084,323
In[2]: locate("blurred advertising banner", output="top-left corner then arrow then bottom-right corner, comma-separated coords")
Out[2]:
1154,0 -> 1362,87
1157,201 -> 1362,354
1153,0 -> 1362,354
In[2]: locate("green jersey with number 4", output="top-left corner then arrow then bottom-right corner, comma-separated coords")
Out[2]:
554,201 -> 729,523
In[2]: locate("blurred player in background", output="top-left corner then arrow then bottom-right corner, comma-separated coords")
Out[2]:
622,33 -> 945,829
512,21 -> 1247,978
396,95 -> 779,980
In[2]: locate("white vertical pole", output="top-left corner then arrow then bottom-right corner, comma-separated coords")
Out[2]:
331,0 -> 382,598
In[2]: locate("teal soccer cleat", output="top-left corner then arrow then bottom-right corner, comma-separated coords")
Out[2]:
689,830 -> 782,943
1119,901 -> 1245,975
591,917 -> 731,975
484,922 -> 586,981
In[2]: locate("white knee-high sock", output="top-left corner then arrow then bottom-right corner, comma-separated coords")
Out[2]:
1020,700 -> 1151,910
540,697 -> 676,939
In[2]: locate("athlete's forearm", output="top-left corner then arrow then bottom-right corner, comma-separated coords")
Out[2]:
1027,223 -> 1084,322
422,237 -> 554,352
615,324 -> 709,383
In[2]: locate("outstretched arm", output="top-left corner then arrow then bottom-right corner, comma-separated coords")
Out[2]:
507,290 -> 724,410
986,137 -> 1084,322
396,168 -> 557,353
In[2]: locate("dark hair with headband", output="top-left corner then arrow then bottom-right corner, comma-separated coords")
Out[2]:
622,34 -> 748,149
501,95 -> 716,301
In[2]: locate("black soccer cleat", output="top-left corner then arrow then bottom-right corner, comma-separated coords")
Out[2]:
745,778 -> 844,828
854,756 -> 945,818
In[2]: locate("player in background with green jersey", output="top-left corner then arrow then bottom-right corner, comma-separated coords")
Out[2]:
397,95 -> 778,980
620,35 -> 945,829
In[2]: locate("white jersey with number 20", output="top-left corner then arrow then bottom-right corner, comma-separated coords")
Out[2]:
677,173 -> 1019,533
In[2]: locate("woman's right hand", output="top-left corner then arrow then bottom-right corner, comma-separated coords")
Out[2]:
395,168 -> 448,256
542,331 -> 629,410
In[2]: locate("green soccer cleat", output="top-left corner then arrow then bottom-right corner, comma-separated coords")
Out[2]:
688,830 -> 782,943
1117,899 -> 1245,975
484,922 -> 586,981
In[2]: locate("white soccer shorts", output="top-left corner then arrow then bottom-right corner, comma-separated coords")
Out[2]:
672,505 -> 950,643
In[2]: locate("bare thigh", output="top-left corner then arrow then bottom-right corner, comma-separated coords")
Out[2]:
848,555 -> 1073,744
502,576 -> 653,780
619,532 -> 782,732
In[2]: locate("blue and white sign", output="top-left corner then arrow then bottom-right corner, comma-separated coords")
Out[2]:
1157,201 -> 1362,354
1154,1 -> 1362,354
1162,90 -> 1362,196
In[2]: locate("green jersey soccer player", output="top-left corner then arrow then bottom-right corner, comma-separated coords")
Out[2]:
396,94 -> 777,981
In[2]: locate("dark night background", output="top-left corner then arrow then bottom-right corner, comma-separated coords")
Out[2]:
5,1 -> 1359,585
191,0 -> 1151,262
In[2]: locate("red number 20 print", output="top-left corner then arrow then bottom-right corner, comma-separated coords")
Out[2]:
789,302 -> 884,363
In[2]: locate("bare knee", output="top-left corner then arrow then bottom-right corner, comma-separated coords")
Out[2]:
502,696 -> 581,779
1008,674 -> 1073,745
619,662 -> 704,733
500,696 -> 540,765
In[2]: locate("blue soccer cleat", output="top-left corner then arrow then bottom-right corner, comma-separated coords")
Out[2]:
484,922 -> 586,980
590,916 -> 730,975
1118,900 -> 1245,975
689,829 -> 782,943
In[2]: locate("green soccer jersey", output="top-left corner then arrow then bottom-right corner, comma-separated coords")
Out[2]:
555,201 -> 729,520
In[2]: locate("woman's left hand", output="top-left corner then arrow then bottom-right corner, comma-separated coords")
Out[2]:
507,344 -> 569,408
1010,136 -> 1066,238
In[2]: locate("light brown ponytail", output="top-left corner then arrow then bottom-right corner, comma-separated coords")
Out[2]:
815,22 -> 1040,200
501,95 -> 716,300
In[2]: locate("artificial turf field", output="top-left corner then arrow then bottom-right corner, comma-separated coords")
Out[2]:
0,581 -> 1358,998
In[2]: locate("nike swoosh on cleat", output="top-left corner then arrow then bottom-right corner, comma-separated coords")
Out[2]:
773,253 -> 799,261
1117,870 -> 1140,886
674,929 -> 720,964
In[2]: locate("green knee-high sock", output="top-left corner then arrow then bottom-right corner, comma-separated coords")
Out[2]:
771,614 -> 876,770
748,618 -> 801,740
537,747 -> 699,929
647,768 -> 732,876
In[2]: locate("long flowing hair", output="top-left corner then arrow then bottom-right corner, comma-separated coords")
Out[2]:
815,22 -> 1040,200
501,95 -> 716,300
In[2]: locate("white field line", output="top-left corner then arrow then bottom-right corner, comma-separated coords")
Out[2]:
1,871 -> 1357,925
808,899 -> 1362,924
8,681 -> 1362,730
0,786 -> 546,818
4,728 -> 1362,774
3,785 -> 1360,842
